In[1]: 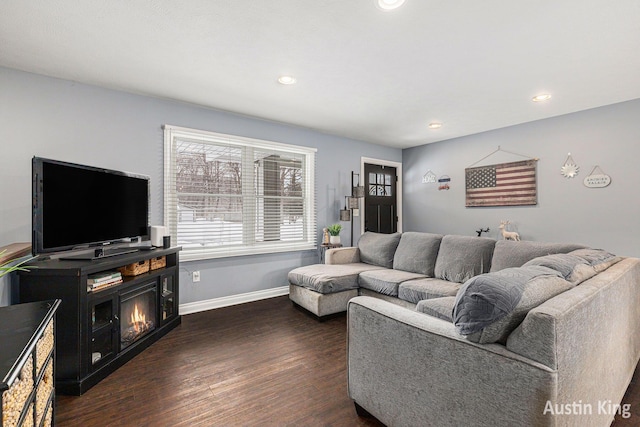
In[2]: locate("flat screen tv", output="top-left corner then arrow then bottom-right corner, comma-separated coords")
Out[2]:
32,157 -> 150,256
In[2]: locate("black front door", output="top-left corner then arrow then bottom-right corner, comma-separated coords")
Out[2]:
364,163 -> 397,234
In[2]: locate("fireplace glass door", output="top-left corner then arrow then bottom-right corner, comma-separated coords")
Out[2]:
160,274 -> 177,326
120,283 -> 157,350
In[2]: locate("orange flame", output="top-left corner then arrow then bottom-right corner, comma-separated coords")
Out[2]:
130,303 -> 146,332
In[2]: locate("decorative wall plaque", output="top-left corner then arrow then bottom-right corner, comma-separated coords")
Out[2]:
465,159 -> 537,207
561,153 -> 579,178
422,170 -> 437,184
584,166 -> 611,188
438,175 -> 450,191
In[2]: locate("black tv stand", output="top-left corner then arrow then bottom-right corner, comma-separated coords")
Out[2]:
59,246 -> 139,261
19,247 -> 181,395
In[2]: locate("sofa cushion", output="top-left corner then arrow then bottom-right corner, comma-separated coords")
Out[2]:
398,278 -> 461,304
288,263 -> 385,294
358,269 -> 426,297
434,235 -> 496,283
416,297 -> 456,322
453,265 -> 571,344
358,232 -> 402,268
523,253 -> 589,277
523,253 -> 596,285
393,232 -> 443,276
490,240 -> 586,272
569,248 -> 622,273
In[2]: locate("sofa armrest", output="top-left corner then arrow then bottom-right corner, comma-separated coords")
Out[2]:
507,257 -> 640,425
325,247 -> 360,264
347,296 -> 557,427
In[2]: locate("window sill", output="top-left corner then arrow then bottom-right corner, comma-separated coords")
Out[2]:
180,243 -> 317,262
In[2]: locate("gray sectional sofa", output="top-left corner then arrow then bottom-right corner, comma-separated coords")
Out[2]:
288,231 -> 640,426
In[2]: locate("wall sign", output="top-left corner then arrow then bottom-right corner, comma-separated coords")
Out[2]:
438,175 -> 450,191
422,170 -> 437,184
584,166 -> 611,188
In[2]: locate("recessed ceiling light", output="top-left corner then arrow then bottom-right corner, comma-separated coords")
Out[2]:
532,93 -> 552,102
278,75 -> 297,85
428,122 -> 442,129
377,0 -> 406,11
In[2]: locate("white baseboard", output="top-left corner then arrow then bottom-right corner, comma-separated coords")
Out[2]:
178,286 -> 290,315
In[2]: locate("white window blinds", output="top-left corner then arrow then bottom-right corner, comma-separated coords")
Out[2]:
163,125 -> 317,261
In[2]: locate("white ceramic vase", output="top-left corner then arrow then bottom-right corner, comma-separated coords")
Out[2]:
329,235 -> 341,244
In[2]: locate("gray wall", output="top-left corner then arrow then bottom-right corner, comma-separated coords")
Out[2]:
0,67 -> 401,305
403,99 -> 640,257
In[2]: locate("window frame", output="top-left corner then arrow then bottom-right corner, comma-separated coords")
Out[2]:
163,125 -> 317,261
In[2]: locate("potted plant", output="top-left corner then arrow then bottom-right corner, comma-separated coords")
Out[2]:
327,224 -> 342,244
0,250 -> 35,279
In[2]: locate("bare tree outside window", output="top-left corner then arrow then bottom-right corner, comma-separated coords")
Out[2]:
173,141 -> 307,251
164,126 -> 315,259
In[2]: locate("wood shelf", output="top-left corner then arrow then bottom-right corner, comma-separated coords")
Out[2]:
0,242 -> 31,265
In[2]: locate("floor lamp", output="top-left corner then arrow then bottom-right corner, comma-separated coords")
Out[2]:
340,171 -> 365,246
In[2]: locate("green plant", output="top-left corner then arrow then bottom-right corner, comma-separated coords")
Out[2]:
0,250 -> 35,279
327,224 -> 342,236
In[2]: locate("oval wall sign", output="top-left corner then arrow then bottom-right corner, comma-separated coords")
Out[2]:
584,174 -> 611,188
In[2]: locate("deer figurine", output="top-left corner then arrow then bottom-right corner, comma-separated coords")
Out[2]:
476,227 -> 490,237
499,220 -> 520,241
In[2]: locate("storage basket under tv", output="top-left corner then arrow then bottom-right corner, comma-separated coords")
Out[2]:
150,256 -> 166,271
118,260 -> 150,276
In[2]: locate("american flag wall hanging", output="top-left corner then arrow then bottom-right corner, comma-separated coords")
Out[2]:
465,159 -> 538,207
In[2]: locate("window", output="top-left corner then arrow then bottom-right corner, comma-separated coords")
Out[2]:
163,125 -> 316,261
369,172 -> 393,196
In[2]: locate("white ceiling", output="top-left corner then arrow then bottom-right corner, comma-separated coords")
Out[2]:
1,1 -> 639,149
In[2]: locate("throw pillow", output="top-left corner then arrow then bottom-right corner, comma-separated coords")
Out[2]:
453,265 -> 570,344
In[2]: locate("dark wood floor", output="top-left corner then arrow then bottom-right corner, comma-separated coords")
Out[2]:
56,296 -> 383,426
56,295 -> 639,426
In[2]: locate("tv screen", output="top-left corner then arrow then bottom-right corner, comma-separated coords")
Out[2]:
32,157 -> 150,255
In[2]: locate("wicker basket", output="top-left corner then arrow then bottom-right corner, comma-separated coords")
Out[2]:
150,256 -> 166,271
118,259 -> 150,276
